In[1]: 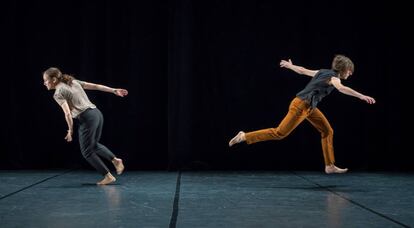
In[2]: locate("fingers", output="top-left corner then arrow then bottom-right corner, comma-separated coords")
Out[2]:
280,59 -> 292,68
117,89 -> 128,97
366,97 -> 376,104
65,134 -> 72,142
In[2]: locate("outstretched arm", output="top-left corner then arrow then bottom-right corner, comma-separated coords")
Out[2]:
331,77 -> 376,104
280,59 -> 318,77
81,82 -> 128,97
59,101 -> 73,142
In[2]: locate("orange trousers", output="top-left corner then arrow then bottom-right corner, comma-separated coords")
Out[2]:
245,97 -> 335,165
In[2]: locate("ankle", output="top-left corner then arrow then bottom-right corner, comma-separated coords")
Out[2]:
97,173 -> 116,185
240,132 -> 246,141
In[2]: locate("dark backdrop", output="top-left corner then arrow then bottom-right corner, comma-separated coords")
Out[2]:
1,0 -> 168,170
2,0 -> 412,171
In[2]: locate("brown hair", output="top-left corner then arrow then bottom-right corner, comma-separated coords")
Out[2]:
331,55 -> 354,78
43,67 -> 75,86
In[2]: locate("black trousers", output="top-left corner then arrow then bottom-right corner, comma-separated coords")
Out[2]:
77,108 -> 115,175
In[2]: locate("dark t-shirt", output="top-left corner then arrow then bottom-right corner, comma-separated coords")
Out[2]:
296,69 -> 338,108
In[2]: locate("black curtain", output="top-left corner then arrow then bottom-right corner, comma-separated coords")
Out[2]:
167,0 -> 412,171
1,0 -> 167,170
2,0 -> 412,171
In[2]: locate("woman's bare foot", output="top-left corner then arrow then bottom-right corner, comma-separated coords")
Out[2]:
229,131 -> 246,147
97,173 -> 116,185
325,165 -> 348,174
112,158 -> 125,175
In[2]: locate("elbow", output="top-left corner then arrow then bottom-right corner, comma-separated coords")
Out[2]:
65,113 -> 72,119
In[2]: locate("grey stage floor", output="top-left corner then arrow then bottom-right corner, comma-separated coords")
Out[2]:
0,170 -> 413,228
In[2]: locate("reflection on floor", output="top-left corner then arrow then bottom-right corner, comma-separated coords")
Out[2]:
1,170 -> 412,227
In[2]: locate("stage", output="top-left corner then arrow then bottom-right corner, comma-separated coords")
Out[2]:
1,170 -> 412,227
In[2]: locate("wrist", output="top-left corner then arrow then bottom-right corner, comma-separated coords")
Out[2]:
113,89 -> 117,94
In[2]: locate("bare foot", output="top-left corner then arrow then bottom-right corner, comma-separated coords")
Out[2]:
112,158 -> 125,175
325,165 -> 348,174
97,173 -> 116,185
229,131 -> 246,147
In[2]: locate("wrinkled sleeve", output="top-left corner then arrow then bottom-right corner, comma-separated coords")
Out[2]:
76,80 -> 86,88
53,89 -> 67,106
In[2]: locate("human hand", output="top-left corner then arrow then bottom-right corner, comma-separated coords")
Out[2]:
114,89 -> 128,97
65,130 -> 73,142
361,95 -> 376,104
280,59 -> 293,68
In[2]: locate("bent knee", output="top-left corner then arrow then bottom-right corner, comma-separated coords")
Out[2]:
270,128 -> 288,140
80,146 -> 98,158
321,128 -> 334,138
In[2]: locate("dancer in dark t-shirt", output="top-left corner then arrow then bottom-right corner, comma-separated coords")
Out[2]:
229,55 -> 376,174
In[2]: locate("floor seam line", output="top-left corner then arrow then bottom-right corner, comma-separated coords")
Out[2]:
291,172 -> 410,228
169,171 -> 182,228
0,169 -> 75,201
